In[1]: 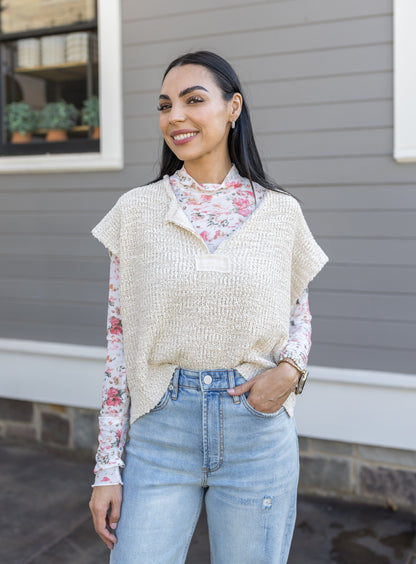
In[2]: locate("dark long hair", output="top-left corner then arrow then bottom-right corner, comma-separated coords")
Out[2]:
152,50 -> 295,199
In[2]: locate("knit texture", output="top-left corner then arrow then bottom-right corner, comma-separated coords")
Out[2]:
91,175 -> 329,423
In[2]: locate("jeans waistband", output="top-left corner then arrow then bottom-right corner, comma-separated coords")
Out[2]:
169,367 -> 242,403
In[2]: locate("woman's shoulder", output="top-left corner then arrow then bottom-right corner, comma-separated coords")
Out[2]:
114,176 -> 169,207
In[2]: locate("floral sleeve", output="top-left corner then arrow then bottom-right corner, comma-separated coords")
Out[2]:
92,252 -> 130,487
279,287 -> 311,371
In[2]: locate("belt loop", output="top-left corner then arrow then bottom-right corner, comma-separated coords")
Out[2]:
170,367 -> 180,400
228,370 -> 240,404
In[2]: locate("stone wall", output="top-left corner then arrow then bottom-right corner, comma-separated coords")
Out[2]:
0,398 -> 98,456
1,398 -> 415,512
299,437 -> 416,513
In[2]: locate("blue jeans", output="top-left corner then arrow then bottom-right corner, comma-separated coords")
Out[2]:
110,367 -> 299,564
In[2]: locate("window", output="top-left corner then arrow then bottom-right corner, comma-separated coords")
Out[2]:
394,0 -> 416,162
0,0 -> 123,172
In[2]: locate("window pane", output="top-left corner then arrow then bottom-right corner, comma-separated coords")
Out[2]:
1,28 -> 99,155
1,0 -> 96,34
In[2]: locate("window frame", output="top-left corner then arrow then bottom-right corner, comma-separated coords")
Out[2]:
0,0 -> 123,173
394,0 -> 416,162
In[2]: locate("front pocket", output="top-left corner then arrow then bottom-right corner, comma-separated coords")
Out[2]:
239,392 -> 285,419
149,388 -> 170,413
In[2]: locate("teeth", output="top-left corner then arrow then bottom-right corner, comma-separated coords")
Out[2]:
173,132 -> 197,140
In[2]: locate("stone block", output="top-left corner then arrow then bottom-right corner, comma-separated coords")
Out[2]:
44,403 -> 68,414
359,465 -> 416,509
73,410 -> 99,450
309,438 -> 355,457
6,424 -> 36,442
298,436 -> 309,453
41,413 -> 70,446
357,444 -> 416,468
299,455 -> 352,494
0,398 -> 33,422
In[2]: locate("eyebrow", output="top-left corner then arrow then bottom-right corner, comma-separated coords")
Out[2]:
159,85 -> 209,100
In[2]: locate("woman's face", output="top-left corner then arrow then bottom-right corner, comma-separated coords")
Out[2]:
158,64 -> 241,167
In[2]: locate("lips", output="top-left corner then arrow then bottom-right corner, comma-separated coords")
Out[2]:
170,130 -> 199,145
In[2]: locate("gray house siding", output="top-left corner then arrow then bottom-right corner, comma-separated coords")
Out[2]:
1,0 -> 415,376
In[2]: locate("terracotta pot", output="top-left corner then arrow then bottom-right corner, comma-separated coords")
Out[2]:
11,131 -> 32,144
46,129 -> 68,142
92,126 -> 100,139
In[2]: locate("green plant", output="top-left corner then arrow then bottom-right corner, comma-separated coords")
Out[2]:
37,100 -> 78,130
5,102 -> 37,134
81,95 -> 99,128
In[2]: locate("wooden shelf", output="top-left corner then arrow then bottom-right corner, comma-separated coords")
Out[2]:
15,61 -> 97,81
34,125 -> 90,135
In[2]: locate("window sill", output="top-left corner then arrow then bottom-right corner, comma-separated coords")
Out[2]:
0,151 -> 123,174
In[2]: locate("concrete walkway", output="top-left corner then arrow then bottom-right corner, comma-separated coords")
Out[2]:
1,440 -> 415,563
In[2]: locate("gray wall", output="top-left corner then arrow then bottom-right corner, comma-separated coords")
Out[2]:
1,0 -> 415,375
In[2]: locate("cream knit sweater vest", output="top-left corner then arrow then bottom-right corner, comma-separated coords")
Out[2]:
91,175 -> 329,423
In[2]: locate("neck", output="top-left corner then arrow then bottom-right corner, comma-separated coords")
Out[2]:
183,155 -> 232,184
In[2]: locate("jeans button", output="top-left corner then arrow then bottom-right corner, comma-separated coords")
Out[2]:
168,384 -> 174,390
203,374 -> 212,385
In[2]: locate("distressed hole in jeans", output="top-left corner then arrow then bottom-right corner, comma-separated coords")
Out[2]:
262,496 -> 272,509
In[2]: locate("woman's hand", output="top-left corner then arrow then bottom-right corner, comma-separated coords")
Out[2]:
89,484 -> 122,550
227,363 -> 300,413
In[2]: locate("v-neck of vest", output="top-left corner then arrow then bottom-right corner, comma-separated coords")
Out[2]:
162,174 -> 272,256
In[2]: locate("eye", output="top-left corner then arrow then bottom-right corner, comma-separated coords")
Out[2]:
157,103 -> 171,112
187,96 -> 203,104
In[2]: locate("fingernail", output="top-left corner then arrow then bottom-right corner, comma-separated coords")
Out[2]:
227,388 -> 234,394
110,523 -> 117,529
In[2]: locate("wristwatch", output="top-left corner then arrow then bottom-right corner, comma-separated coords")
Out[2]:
277,357 -> 309,395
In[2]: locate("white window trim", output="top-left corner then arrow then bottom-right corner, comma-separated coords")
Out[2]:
0,0 -> 123,174
394,0 -> 416,162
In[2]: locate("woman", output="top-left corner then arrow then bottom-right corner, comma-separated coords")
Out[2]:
89,51 -> 328,563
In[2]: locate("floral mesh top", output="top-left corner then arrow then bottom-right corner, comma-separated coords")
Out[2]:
93,164 -> 312,486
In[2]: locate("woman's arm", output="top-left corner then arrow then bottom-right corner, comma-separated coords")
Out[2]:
279,286 -> 311,371
89,252 -> 129,550
93,252 -> 130,486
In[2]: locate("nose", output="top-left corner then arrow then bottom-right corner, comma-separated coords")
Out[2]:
168,103 -> 185,124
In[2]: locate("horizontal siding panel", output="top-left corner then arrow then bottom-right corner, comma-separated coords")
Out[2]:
312,292 -> 416,322
252,100 -> 392,133
266,156 -> 416,185
0,213 -> 104,235
1,256 -> 108,281
123,44 -> 392,85
315,238 -> 415,267
1,235 -> 103,256
123,0 -> 391,22
124,16 -> 392,63
306,210 -> 416,238
309,343 -> 415,374
123,0 -> 264,20
291,185 -> 416,211
312,265 -> 416,295
256,129 -> 391,159
314,317 -> 414,350
2,278 -> 106,303
124,71 -> 392,112
0,299 -> 105,327
0,191 -> 122,212
0,319 -> 106,347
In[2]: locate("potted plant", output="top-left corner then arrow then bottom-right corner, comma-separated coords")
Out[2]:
37,100 -> 78,141
5,101 -> 37,143
81,95 -> 100,139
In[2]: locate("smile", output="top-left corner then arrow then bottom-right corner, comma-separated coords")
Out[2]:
172,132 -> 198,145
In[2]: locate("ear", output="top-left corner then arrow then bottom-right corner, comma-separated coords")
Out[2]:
229,92 -> 243,122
